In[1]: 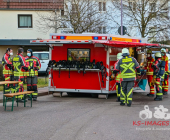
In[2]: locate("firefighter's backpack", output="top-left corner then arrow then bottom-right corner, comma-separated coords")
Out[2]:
158,61 -> 165,76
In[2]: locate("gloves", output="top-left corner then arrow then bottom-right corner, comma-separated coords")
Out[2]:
165,74 -> 168,80
23,67 -> 28,71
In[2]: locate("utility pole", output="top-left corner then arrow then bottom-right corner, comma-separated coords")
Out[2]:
121,0 -> 123,35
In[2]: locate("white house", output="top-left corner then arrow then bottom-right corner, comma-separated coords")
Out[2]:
0,0 -> 64,60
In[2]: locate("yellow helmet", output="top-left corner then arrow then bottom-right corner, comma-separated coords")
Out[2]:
161,48 -> 166,53
117,53 -> 122,60
147,50 -> 152,54
155,52 -> 161,57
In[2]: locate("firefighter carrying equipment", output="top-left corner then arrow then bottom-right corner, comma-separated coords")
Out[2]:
2,53 -> 15,93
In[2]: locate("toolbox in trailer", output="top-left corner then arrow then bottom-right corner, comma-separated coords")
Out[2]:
30,33 -> 159,99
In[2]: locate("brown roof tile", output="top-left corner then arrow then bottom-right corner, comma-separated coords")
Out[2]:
0,0 -> 64,9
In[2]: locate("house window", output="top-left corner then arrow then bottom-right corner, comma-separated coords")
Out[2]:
99,26 -> 106,34
61,9 -> 64,16
99,2 -> 106,11
18,15 -> 32,28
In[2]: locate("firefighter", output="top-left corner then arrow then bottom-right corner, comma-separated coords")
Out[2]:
113,53 -> 122,102
12,48 -> 28,102
2,48 -> 14,93
25,49 -> 41,101
161,48 -> 169,95
113,48 -> 141,107
145,50 -> 155,97
152,52 -> 165,101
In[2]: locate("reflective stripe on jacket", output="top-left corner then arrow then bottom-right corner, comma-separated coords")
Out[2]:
2,53 -> 13,75
115,56 -> 141,81
12,54 -> 26,77
145,57 -> 155,75
25,56 -> 41,76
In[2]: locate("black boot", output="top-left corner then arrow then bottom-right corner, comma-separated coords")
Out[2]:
16,98 -> 26,103
147,94 -> 154,97
163,92 -> 168,95
154,98 -> 162,101
116,97 -> 120,102
120,102 -> 125,106
33,97 -> 37,101
127,104 -> 131,107
27,95 -> 31,100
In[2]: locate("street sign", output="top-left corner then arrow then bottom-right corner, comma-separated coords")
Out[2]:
118,26 -> 127,35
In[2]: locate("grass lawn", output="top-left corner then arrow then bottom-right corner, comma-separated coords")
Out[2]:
0,78 -> 48,91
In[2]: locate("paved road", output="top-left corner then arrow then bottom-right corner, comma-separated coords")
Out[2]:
0,91 -> 170,140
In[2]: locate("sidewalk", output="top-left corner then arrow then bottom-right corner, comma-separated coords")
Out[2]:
0,87 -> 49,103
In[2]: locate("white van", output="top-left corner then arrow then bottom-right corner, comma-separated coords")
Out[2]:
33,52 -> 49,74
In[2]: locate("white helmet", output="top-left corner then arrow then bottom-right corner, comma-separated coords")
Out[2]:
155,52 -> 161,57
117,53 -> 122,60
122,48 -> 129,54
161,48 -> 166,53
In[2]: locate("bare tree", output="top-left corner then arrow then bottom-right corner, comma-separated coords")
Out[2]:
36,0 -> 108,34
110,0 -> 170,42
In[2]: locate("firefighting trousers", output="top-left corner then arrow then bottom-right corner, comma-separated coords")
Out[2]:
120,81 -> 134,105
4,74 -> 15,93
116,82 -> 121,99
162,75 -> 169,93
155,77 -> 163,99
14,76 -> 24,99
147,75 -> 155,94
27,76 -> 38,98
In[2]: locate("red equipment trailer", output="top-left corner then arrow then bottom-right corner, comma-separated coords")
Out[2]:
30,33 -> 159,99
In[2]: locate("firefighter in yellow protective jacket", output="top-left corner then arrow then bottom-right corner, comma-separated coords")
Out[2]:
145,50 -> 155,97
25,49 -> 41,101
161,48 -> 169,95
2,48 -> 14,93
113,53 -> 122,102
113,48 -> 141,107
12,48 -> 28,102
